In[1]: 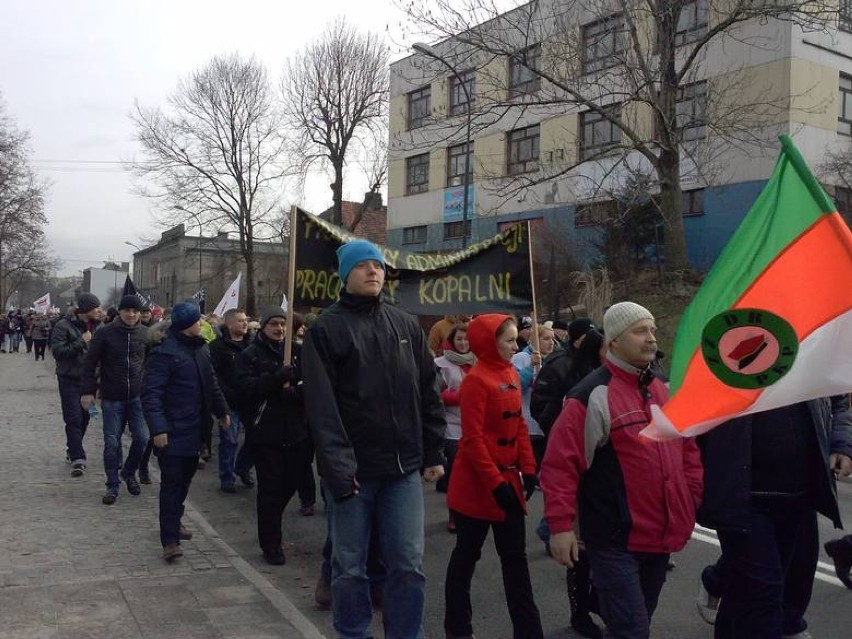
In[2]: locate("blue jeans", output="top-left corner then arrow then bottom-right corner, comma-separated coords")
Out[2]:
715,497 -> 817,639
586,547 -> 669,639
102,398 -> 148,491
217,411 -> 252,485
325,471 -> 426,639
57,375 -> 90,462
156,453 -> 198,547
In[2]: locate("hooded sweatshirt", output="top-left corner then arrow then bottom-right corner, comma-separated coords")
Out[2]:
447,314 -> 537,522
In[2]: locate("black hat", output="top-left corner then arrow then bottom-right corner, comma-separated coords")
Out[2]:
118,295 -> 142,311
568,318 -> 595,342
518,315 -> 533,330
170,301 -> 201,331
552,319 -> 570,331
259,306 -> 286,328
76,293 -> 101,313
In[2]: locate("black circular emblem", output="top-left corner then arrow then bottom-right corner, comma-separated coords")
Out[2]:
701,308 -> 799,389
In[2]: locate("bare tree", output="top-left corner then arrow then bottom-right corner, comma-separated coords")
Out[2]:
282,18 -> 389,227
400,0 -> 835,272
131,54 -> 288,315
0,94 -> 56,309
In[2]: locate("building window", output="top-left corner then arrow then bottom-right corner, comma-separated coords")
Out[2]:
682,188 -> 705,217
408,85 -> 431,130
406,153 -> 430,195
507,125 -> 540,175
675,0 -> 709,46
444,220 -> 472,240
509,44 -> 541,98
835,186 -> 852,222
582,14 -> 626,74
449,70 -> 475,116
580,107 -> 621,160
447,142 -> 473,187
402,225 -> 428,244
677,81 -> 707,142
841,1 -> 852,33
840,74 -> 852,136
574,201 -> 616,228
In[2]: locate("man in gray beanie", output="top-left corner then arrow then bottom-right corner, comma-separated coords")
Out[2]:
541,301 -> 703,639
50,292 -> 102,477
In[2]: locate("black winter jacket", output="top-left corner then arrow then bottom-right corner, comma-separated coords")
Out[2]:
50,314 -> 93,378
233,333 -> 307,447
209,325 -> 251,408
80,319 -> 149,400
141,328 -> 229,457
697,395 -> 852,531
302,291 -> 446,499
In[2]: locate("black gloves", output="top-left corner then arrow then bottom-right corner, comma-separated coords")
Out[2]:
522,474 -> 538,501
492,482 -> 523,516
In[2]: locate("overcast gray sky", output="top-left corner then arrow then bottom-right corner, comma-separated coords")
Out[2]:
0,0 -> 412,276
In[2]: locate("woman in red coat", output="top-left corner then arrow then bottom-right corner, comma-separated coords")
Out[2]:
444,314 -> 543,639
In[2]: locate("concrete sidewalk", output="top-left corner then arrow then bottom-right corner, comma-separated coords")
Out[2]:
0,352 -> 326,639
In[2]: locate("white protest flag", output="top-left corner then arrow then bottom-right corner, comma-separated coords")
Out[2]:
212,273 -> 241,317
33,293 -> 51,314
281,293 -> 288,313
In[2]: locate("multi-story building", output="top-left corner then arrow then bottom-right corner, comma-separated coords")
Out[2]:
387,0 -> 852,270
128,224 -> 287,310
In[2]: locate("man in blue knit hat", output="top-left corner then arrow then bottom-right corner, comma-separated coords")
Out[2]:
303,238 -> 446,638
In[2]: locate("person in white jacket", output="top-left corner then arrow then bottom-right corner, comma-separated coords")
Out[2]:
512,324 -> 555,469
434,324 -> 476,532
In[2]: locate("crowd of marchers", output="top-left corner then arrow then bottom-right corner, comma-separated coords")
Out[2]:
16,237 -> 852,639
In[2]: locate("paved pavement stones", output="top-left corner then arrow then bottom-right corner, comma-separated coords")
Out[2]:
0,353 -> 325,639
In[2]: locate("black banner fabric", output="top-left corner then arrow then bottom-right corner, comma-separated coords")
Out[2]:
293,209 -> 533,316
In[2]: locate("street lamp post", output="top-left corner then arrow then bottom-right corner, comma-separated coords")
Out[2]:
412,42 -> 473,249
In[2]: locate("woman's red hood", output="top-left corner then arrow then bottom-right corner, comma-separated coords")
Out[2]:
467,314 -> 512,368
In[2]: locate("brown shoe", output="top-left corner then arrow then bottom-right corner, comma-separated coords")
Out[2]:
162,543 -> 183,562
314,574 -> 331,608
179,525 -> 193,540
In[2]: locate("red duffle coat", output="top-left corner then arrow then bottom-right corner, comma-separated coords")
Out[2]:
447,314 -> 538,521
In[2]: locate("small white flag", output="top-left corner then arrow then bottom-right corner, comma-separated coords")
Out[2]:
281,293 -> 288,313
212,273 -> 241,317
33,293 -> 51,314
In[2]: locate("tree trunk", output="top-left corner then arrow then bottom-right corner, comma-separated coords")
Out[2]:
331,158 -> 344,227
245,244 -> 257,317
658,150 -> 689,272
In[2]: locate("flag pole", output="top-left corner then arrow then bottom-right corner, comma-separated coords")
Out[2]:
526,221 -> 541,373
284,204 -> 299,366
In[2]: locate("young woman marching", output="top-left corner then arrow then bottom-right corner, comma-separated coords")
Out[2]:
444,314 -> 543,639
434,324 -> 476,532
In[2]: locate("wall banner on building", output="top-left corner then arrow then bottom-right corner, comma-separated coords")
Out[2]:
443,185 -> 475,223
293,208 -> 532,315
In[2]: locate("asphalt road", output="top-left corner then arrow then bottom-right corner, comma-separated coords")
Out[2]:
186,443 -> 852,639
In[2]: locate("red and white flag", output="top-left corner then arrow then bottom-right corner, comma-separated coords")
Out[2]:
212,273 -> 241,317
33,293 -> 51,314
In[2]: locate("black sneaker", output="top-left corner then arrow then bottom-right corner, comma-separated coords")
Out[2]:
71,462 -> 86,477
102,491 -> 118,505
263,547 -> 286,565
138,468 -> 152,485
238,470 -> 255,487
122,473 -> 141,496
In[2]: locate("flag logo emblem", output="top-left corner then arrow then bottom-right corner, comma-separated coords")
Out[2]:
701,309 -> 799,389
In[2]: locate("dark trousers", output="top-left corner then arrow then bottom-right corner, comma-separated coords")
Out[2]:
715,497 -> 818,639
156,453 -> 198,547
436,438 -> 459,493
445,510 -> 543,639
57,375 -> 90,462
201,412 -> 213,456
296,438 -> 317,507
33,339 -> 47,360
586,547 -> 669,639
140,439 -> 153,473
24,335 -> 33,352
252,440 -> 311,552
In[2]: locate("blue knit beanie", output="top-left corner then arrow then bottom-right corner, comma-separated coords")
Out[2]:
337,239 -> 385,287
170,300 -> 201,331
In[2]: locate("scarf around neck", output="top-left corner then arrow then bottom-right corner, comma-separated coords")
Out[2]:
443,349 -> 476,368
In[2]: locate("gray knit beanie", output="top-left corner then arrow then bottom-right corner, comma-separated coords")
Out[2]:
603,302 -> 654,341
